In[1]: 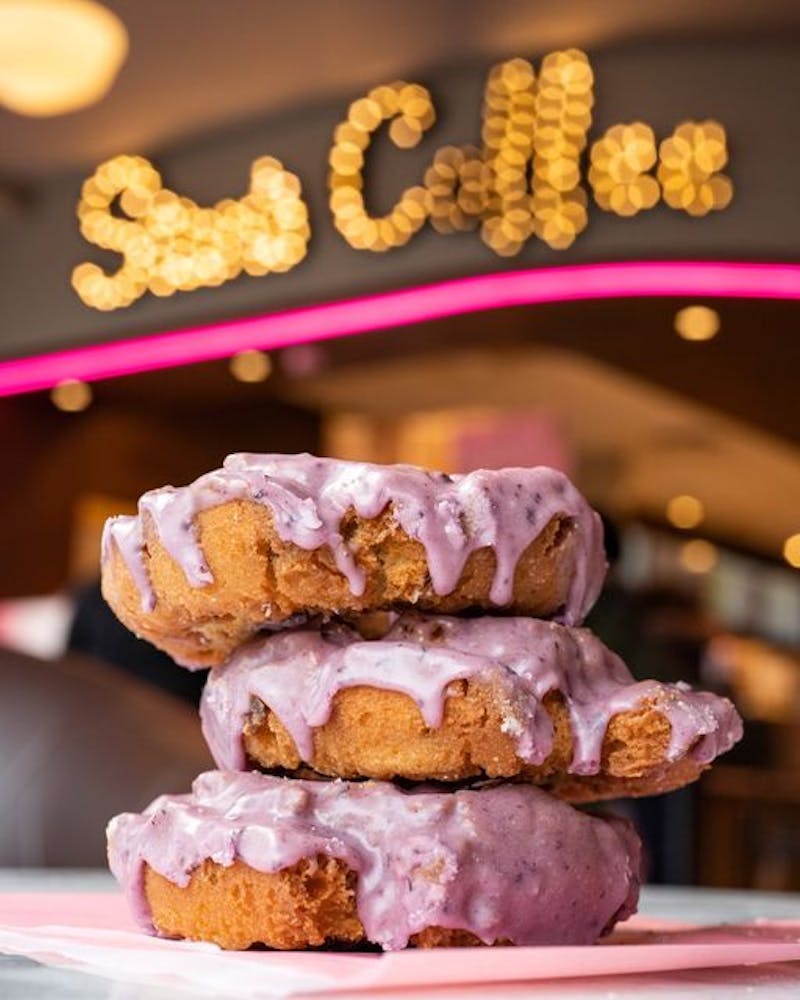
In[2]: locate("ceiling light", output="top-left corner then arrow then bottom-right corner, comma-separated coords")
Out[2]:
666,494 -> 704,530
229,350 -> 272,383
783,533 -> 800,569
0,0 -> 128,117
679,538 -> 718,574
674,305 -> 720,341
51,379 -> 92,412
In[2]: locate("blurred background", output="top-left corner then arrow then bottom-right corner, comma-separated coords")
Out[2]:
0,1 -> 799,887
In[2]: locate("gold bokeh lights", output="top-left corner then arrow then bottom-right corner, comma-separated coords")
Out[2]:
74,53 -> 736,310
658,120 -> 733,217
589,122 -> 660,216
479,57 -> 538,256
679,538 -> 718,574
674,304 -> 720,341
783,533 -> 800,569
229,349 -> 272,383
328,81 -> 435,252
530,49 -> 593,250
51,378 -> 92,412
72,154 -> 310,310
424,144 -> 490,235
666,494 -> 705,530
326,60 -> 733,257
328,53 -> 597,257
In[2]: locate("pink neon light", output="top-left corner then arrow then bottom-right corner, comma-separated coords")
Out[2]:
0,261 -> 798,398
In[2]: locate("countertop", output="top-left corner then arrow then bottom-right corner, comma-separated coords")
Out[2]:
1,869 -> 799,999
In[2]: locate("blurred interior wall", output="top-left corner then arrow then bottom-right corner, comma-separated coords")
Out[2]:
0,394 -> 319,595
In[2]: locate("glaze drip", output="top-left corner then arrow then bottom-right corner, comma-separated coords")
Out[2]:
101,516 -> 155,612
107,771 -> 642,951
102,453 -> 607,624
199,613 -> 742,774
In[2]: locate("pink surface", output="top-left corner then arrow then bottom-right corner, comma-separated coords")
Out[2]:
454,412 -> 573,475
1,892 -> 800,997
1,260 -> 800,397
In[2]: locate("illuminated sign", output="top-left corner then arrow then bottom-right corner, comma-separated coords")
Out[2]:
72,156 -> 310,311
72,49 -> 732,310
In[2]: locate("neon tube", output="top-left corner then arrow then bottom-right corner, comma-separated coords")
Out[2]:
0,260 -> 798,398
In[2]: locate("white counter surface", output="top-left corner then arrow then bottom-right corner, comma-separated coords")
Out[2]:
1,869 -> 799,999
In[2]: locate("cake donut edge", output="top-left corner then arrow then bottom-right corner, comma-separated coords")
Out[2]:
107,771 -> 643,951
101,454 -> 606,667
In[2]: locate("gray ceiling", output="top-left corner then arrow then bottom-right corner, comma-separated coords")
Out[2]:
2,0 -> 800,178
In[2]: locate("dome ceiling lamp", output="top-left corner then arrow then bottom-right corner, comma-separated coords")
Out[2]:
0,0 -> 128,117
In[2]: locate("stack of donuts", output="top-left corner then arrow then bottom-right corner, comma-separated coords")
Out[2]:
103,453 -> 741,951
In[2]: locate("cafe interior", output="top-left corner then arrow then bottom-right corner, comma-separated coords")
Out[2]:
0,1 -> 799,894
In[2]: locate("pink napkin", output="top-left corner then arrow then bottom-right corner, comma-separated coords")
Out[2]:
1,892 -> 800,997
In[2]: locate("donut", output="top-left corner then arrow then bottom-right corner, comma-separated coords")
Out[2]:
107,771 -> 642,951
101,453 -> 606,667
199,614 -> 742,799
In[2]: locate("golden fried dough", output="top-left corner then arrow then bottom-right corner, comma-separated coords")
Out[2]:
103,504 -> 580,667
145,858 -> 487,950
111,772 -> 642,951
242,687 -> 705,800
